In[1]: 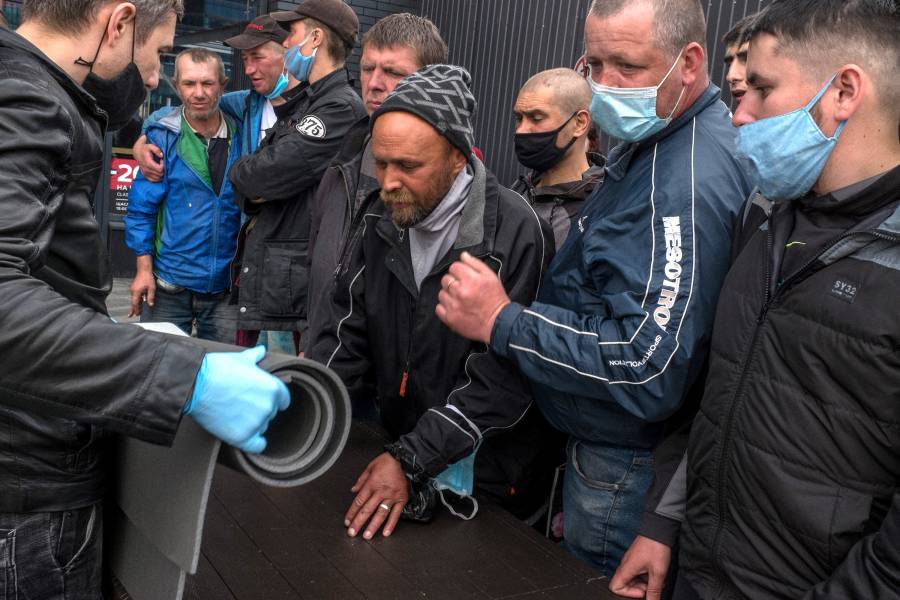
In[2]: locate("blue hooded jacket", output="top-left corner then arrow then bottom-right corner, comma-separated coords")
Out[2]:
125,110 -> 243,293
490,85 -> 752,449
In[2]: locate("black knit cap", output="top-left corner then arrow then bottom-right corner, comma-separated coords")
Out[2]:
371,64 -> 477,160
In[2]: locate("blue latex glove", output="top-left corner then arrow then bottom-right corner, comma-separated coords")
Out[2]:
185,346 -> 290,453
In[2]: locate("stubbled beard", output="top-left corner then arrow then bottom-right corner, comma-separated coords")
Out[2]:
381,165 -> 458,229
184,101 -> 221,123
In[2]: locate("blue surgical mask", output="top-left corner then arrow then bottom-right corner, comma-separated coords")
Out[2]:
432,440 -> 481,520
735,75 -> 846,201
284,33 -> 317,83
587,50 -> 685,143
265,72 -> 289,100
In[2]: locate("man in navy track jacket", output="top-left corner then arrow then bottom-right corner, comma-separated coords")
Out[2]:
437,0 -> 751,575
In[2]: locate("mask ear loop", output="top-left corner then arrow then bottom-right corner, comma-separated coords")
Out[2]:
805,74 -> 847,141
657,48 -> 687,122
655,48 -> 685,91
663,85 -> 687,122
75,13 -> 113,69
559,111 -> 584,150
130,14 -> 137,65
305,30 -> 319,63
437,488 -> 480,521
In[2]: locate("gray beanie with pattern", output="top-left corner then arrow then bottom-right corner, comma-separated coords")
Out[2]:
371,64 -> 477,160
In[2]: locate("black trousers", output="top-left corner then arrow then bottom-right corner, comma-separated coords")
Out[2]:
0,503 -> 102,599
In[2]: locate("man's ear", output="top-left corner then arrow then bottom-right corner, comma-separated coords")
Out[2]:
107,2 -> 137,48
311,27 -> 326,50
450,146 -> 467,175
832,64 -> 864,126
572,109 -> 592,138
680,41 -> 705,87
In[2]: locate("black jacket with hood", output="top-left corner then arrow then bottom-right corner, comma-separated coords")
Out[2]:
0,29 -> 205,512
640,166 -> 900,599
307,158 -> 557,503
306,115 -> 375,349
510,152 -> 605,251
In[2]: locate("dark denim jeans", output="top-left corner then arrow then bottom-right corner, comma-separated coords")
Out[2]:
0,503 -> 102,599
562,438 -> 655,576
143,283 -> 237,344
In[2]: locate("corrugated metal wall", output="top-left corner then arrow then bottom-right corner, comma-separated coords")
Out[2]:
420,0 -> 770,185
420,0 -> 591,185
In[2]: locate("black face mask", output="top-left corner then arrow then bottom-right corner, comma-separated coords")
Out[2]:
514,112 -> 579,174
77,16 -> 147,131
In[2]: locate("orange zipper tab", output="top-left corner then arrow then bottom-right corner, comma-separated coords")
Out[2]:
399,371 -> 409,397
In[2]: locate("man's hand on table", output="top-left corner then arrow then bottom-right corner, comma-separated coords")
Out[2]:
345,452 -> 409,539
609,535 -> 672,600
436,252 -> 510,344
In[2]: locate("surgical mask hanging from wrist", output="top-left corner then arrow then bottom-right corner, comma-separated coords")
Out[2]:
432,440 -> 481,521
587,50 -> 685,143
284,33 -> 317,83
734,74 -> 847,201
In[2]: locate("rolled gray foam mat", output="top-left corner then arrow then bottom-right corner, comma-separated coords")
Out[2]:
190,338 -> 353,487
110,325 -> 351,600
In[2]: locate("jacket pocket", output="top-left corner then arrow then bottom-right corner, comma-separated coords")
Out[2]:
828,488 -> 872,568
569,439 -> 653,492
64,420 -> 96,472
260,240 -> 309,317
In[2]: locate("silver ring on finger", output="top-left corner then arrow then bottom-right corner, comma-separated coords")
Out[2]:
378,502 -> 391,511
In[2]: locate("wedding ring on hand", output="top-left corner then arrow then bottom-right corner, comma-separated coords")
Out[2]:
378,502 -> 391,511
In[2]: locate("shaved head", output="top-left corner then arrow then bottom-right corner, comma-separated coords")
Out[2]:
589,0 -> 706,58
520,68 -> 592,117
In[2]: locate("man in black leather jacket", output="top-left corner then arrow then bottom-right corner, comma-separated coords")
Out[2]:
0,2 -> 286,596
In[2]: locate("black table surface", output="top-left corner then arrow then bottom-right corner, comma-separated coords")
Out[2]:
183,422 -> 623,599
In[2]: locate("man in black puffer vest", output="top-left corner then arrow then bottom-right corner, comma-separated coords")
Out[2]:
611,1 -> 900,599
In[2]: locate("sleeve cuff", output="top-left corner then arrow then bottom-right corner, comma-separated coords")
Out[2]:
490,302 -> 524,358
385,439 -> 429,482
640,510 -> 681,547
133,338 -> 206,445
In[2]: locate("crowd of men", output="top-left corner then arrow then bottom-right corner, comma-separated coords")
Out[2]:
0,0 -> 897,598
